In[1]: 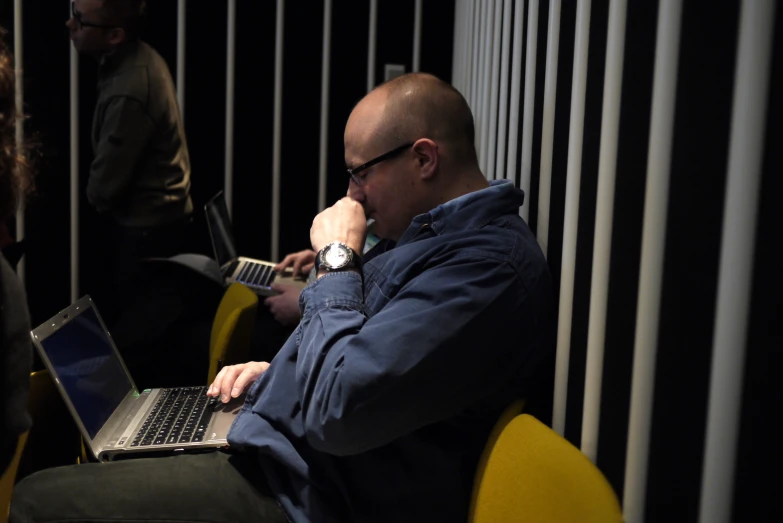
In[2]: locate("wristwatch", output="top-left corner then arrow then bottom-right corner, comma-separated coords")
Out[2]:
315,242 -> 362,273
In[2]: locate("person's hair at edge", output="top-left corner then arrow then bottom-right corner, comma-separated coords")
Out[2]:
0,29 -> 33,221
99,0 -> 148,41
374,72 -> 479,167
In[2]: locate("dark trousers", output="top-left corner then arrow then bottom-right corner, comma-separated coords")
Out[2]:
10,451 -> 288,523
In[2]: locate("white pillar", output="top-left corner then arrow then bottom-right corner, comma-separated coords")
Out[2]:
224,0 -> 236,217
479,0 -> 495,173
272,0 -> 285,261
580,0 -> 628,461
69,0 -> 80,301
486,0 -> 503,180
552,0 -> 591,437
698,2 -> 776,522
536,0 -> 561,257
14,0 -> 25,284
505,0 -> 525,182
368,0 -> 378,92
494,0 -> 513,181
176,0 -> 186,121
318,0 -> 333,212
413,0 -> 423,72
519,0 -> 538,221
622,1 -> 684,520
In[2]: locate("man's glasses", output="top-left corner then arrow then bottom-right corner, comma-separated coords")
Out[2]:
71,1 -> 118,30
347,142 -> 414,185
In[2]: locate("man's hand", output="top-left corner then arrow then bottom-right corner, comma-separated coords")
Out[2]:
207,361 -> 270,403
264,284 -> 302,326
274,249 -> 316,279
311,197 -> 366,254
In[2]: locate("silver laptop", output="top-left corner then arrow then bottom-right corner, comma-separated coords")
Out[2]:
30,295 -> 244,462
205,191 -> 306,297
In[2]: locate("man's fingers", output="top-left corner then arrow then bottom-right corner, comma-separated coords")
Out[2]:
231,363 -> 268,397
207,365 -> 229,396
274,254 -> 295,272
302,262 -> 314,273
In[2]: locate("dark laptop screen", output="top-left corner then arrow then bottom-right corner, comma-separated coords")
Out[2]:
205,192 -> 238,267
39,307 -> 134,438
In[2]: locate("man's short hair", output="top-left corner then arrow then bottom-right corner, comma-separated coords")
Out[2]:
99,0 -> 147,40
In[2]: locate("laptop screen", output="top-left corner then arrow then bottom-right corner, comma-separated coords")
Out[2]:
205,192 -> 238,267
38,307 -> 134,439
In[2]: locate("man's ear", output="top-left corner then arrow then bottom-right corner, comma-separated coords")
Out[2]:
106,27 -> 127,47
413,139 -> 439,180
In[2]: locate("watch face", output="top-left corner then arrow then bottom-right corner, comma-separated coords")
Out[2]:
324,243 -> 351,269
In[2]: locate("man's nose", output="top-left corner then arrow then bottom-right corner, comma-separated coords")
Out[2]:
66,17 -> 75,30
347,180 -> 365,202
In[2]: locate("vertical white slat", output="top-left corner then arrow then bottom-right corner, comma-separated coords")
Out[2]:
272,0 -> 284,261
465,0 -> 476,103
552,0 -> 591,437
580,0 -> 628,461
470,0 -> 482,117
494,0 -> 513,180
486,0 -> 503,179
13,0 -> 25,284
224,0 -> 236,218
318,0 -> 332,212
451,0 -> 462,89
622,1 -> 684,520
69,0 -> 79,301
461,0 -> 471,93
177,0 -> 186,121
536,0 -> 561,257
368,0 -> 378,92
505,0 -> 525,182
479,0 -> 495,173
413,0 -> 423,72
519,0 -> 538,220
698,2 -> 776,522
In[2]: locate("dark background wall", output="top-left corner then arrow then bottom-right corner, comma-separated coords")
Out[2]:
0,0 -> 455,325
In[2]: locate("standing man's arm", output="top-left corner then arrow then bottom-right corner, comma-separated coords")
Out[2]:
87,95 -> 155,213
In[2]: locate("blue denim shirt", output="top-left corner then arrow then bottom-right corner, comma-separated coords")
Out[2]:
228,180 -> 555,522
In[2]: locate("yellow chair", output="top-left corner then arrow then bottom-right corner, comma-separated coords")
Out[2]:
469,412 -> 623,523
207,283 -> 259,383
0,432 -> 28,523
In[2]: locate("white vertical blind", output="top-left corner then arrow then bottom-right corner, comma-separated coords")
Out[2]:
224,0 -> 236,218
505,0 -> 526,182
622,1 -> 684,520
69,0 -> 79,301
318,0 -> 332,212
494,0 -> 513,181
272,0 -> 285,261
470,0 -> 482,121
519,0 -> 538,221
479,0 -> 495,173
486,0 -> 503,180
368,0 -> 378,92
536,0 -> 562,257
698,1 -> 776,522
413,0 -> 423,72
14,0 -> 25,285
580,0 -> 628,461
552,0 -> 592,438
177,0 -> 186,121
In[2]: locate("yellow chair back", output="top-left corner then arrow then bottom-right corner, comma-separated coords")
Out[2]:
207,283 -> 259,383
469,413 -> 623,523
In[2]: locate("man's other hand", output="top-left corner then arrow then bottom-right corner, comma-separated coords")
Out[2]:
274,249 -> 316,278
263,284 -> 302,326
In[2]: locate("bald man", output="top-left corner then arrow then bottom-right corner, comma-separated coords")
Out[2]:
11,74 -> 554,523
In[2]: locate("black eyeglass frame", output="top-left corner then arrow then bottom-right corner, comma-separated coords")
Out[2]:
346,142 -> 415,185
71,1 -> 119,30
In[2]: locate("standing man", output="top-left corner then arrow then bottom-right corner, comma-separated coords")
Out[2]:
67,0 -> 192,314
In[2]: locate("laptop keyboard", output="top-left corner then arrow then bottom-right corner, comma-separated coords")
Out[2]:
130,387 -> 217,447
223,259 -> 240,278
235,261 -> 275,288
